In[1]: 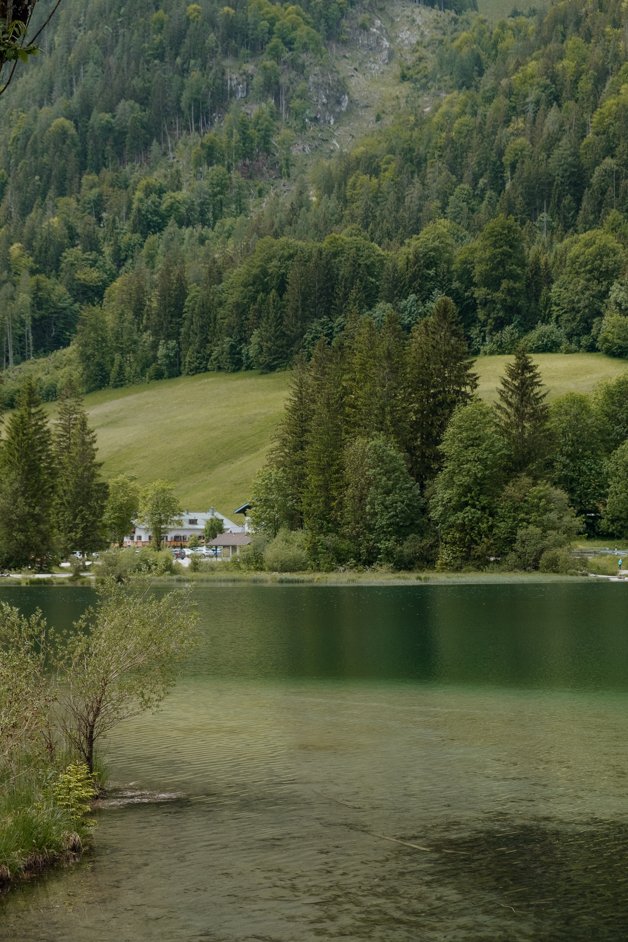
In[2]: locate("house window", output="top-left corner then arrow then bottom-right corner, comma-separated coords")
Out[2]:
188,518 -> 198,525
136,535 -> 142,542
173,535 -> 182,543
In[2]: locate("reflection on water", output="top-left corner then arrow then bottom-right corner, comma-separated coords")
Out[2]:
1,583 -> 628,941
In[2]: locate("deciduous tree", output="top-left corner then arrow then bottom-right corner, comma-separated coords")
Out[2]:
139,480 -> 182,549
103,474 -> 140,547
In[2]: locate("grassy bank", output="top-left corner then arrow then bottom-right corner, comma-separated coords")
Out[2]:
0,764 -> 95,891
166,566 -> 589,586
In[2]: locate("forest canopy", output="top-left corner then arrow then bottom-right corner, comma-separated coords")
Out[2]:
0,0 -> 625,403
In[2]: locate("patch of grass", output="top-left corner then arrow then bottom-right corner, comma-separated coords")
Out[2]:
476,0 -> 537,21
0,775 -> 87,883
475,353 -> 628,402
83,370 -> 290,516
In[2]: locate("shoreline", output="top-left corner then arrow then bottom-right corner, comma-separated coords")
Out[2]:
0,569 -> 597,588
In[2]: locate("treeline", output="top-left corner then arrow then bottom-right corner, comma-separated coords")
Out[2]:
250,299 -> 628,571
0,379 -> 188,568
0,0 -> 627,398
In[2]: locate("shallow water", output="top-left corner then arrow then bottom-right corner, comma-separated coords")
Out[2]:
2,582 -> 628,941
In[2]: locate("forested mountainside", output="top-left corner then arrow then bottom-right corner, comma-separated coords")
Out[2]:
0,0 -> 626,403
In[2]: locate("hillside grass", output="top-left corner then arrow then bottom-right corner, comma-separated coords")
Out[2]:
476,0 -> 537,20
475,352 -> 628,402
82,354 -> 628,518
84,371 -> 289,516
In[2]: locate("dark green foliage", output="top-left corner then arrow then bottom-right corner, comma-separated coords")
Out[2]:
342,435 -> 422,566
404,296 -> 478,485
472,216 -> 527,343
268,355 -> 312,530
52,389 -> 108,557
302,340 -> 345,538
0,379 -> 56,568
594,374 -> 628,455
598,314 -> 628,359
548,394 -> 607,533
493,476 -> 581,570
602,441 -> 628,539
0,0 -> 626,396
430,401 -> 507,570
495,349 -> 549,475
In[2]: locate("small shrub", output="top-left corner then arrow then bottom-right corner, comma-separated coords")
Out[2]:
306,533 -> 353,571
52,762 -> 97,834
539,547 -> 576,574
482,324 -> 521,355
263,529 -> 309,572
238,531 -> 269,570
393,532 -> 437,570
522,323 -> 567,353
598,313 -> 628,358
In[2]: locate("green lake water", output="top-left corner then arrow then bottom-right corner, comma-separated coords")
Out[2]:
1,582 -> 628,941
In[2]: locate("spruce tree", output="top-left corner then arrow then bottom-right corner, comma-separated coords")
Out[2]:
302,340 -> 345,538
270,355 -> 312,529
378,309 -> 408,449
405,296 -> 478,486
53,389 -> 108,557
0,379 -> 57,569
495,348 -> 549,475
343,315 -> 381,439
255,289 -> 286,372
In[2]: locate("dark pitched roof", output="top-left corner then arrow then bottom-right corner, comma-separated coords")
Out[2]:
207,533 -> 252,547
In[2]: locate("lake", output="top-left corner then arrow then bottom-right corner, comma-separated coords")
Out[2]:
1,581 -> 628,941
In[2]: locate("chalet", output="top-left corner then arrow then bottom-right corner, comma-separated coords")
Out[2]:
125,508 -> 244,547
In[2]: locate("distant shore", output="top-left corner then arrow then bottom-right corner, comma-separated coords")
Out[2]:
0,567 -> 603,588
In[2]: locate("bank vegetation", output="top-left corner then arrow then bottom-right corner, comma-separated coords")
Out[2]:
0,578 -> 197,890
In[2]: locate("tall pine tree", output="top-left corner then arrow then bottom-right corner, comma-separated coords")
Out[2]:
270,354 -> 312,530
405,296 -> 478,486
0,379 -> 57,569
53,389 -> 108,557
302,340 -> 346,538
495,348 -> 549,475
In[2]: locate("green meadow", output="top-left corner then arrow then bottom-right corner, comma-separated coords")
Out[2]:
476,0 -> 537,19
84,371 -> 289,516
84,354 -> 628,518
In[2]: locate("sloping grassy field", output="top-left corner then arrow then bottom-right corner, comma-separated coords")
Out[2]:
84,354 -> 628,517
84,371 -> 289,516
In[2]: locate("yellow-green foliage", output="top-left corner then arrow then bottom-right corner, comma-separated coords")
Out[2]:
52,762 -> 96,825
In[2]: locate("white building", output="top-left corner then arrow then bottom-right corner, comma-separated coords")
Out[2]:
125,508 -> 245,547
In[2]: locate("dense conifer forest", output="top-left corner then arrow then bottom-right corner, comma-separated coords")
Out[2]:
0,0 -> 625,404
0,0 -> 627,571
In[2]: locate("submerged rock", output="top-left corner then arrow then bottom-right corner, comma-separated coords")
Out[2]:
94,788 -> 184,809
